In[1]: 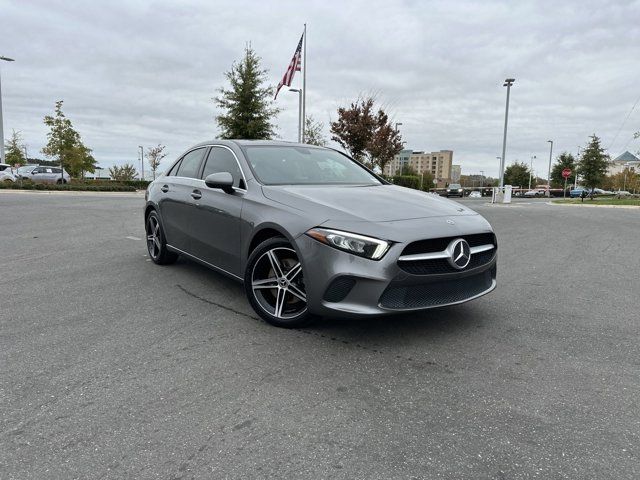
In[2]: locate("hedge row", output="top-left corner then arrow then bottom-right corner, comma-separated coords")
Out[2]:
0,182 -> 136,192
388,175 -> 430,191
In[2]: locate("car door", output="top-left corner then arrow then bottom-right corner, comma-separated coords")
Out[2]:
189,146 -> 245,276
31,167 -> 46,183
157,147 -> 207,252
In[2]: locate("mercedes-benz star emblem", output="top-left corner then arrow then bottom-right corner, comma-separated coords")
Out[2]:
448,238 -> 471,269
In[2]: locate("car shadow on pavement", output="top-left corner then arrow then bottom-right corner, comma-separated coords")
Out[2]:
171,257 -> 487,343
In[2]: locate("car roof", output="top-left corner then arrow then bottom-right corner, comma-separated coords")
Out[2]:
190,139 -> 329,149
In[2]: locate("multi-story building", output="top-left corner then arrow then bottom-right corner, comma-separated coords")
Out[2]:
384,149 -> 454,185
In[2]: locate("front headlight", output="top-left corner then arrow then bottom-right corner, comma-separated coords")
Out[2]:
306,227 -> 391,260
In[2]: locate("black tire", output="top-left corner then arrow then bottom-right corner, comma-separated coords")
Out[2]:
244,237 -> 315,328
145,210 -> 178,265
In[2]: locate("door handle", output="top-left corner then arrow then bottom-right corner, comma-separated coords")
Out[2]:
160,185 -> 169,193
191,189 -> 202,200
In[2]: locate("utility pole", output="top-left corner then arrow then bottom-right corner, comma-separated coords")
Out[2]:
528,155 -> 536,189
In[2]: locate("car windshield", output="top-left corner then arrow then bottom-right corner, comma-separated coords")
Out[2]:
449,184 -> 461,189
243,146 -> 381,186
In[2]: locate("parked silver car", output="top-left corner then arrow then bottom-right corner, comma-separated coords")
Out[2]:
144,140 -> 497,327
25,166 -> 71,184
15,165 -> 39,180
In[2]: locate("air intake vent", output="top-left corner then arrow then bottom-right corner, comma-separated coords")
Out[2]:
323,276 -> 356,302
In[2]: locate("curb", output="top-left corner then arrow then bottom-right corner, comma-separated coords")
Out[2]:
550,201 -> 640,210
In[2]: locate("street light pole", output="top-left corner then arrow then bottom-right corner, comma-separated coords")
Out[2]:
480,170 -> 484,188
528,154 -> 536,189
575,146 -> 581,189
546,140 -> 553,196
289,88 -> 302,142
139,145 -> 144,180
395,122 -> 403,133
499,78 -> 515,188
0,56 -> 16,163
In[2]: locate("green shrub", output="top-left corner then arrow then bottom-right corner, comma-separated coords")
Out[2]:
390,175 -> 421,190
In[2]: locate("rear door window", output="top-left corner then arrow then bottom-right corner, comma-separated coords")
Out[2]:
175,148 -> 205,179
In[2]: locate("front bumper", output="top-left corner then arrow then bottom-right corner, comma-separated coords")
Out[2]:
294,230 -> 497,318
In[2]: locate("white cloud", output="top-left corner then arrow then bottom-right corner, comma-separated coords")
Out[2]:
1,0 -> 639,176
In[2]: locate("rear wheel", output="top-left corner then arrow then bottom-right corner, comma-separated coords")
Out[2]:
145,210 -> 178,265
244,238 -> 315,328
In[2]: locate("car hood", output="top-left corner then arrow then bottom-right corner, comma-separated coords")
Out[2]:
261,184 -> 477,222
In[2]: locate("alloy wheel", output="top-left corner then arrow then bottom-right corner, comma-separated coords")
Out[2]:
251,247 -> 307,319
146,215 -> 162,260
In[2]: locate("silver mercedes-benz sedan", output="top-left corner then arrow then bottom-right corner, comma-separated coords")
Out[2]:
144,140 -> 497,327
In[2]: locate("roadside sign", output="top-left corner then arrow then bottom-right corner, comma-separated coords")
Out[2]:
562,168 -> 572,179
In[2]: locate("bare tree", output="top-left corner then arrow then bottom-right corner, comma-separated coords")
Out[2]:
304,116 -> 327,147
146,144 -> 167,179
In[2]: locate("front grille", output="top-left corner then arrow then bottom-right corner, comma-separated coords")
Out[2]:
379,268 -> 495,310
401,233 -> 495,256
323,276 -> 356,302
398,249 -> 495,275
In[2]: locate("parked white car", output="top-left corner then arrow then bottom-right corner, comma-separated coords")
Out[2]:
0,163 -> 16,182
24,166 -> 71,184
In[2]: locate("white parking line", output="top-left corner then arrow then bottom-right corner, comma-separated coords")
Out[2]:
126,236 -> 141,241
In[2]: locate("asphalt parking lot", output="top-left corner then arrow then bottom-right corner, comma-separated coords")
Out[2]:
1,191 -> 638,479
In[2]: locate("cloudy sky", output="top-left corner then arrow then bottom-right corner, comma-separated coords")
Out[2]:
1,0 -> 639,177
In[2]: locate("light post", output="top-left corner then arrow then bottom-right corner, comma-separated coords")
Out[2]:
138,145 -> 144,180
499,78 -> 515,188
289,88 -> 302,143
546,140 -> 553,196
0,55 -> 15,163
528,154 -> 536,189
575,146 -> 581,189
395,122 -> 403,133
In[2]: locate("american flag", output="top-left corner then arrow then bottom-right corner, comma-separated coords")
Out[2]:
274,33 -> 303,99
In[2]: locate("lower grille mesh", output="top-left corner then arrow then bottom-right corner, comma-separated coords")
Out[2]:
379,269 -> 494,309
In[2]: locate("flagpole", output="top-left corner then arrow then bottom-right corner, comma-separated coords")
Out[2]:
301,23 -> 307,143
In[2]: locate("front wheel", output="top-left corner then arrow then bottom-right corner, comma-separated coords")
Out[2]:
244,238 -> 315,328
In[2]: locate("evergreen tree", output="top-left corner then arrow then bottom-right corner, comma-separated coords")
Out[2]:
550,152 -> 576,187
578,135 -> 609,193
4,129 -> 26,166
503,161 -> 531,188
42,101 -> 96,178
215,46 -> 279,139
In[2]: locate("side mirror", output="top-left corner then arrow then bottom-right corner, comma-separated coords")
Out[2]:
204,172 -> 234,193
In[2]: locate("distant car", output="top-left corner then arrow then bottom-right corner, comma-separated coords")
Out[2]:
615,190 -> 631,196
0,163 -> 13,173
592,188 -> 613,195
446,183 -> 464,197
24,166 -> 71,184
468,190 -> 482,198
16,165 -> 39,179
524,189 -> 545,197
570,187 -> 589,198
